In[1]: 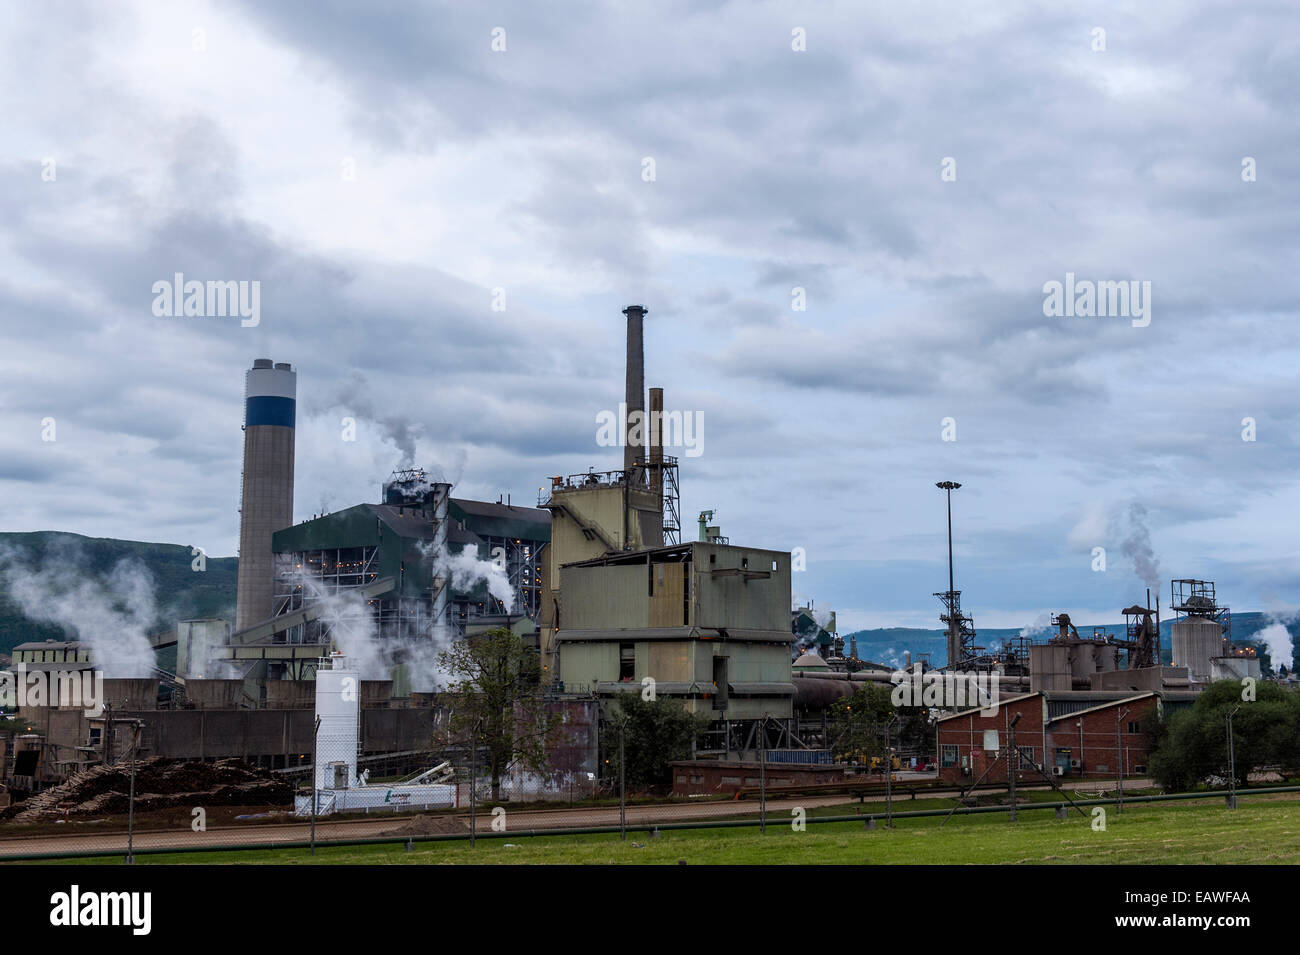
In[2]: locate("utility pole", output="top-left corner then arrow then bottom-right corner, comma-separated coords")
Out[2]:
1116,707 -> 1129,813
1008,713 -> 1021,823
1226,704 -> 1241,810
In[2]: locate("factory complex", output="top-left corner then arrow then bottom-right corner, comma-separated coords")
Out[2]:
0,307 -> 1282,808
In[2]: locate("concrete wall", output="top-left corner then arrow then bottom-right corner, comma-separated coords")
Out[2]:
671,759 -> 845,796
692,544 -> 790,632
186,679 -> 245,709
563,564 -> 648,630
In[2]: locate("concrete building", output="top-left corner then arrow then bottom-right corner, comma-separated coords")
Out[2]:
555,541 -> 795,755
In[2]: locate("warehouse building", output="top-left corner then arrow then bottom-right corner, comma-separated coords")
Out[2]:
936,690 -> 1166,784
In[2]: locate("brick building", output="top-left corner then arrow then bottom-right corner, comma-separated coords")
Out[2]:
936,691 -> 1159,784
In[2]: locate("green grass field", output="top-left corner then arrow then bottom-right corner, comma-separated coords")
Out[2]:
32,794 -> 1300,865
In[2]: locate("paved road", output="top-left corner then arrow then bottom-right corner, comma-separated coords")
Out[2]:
0,777 -> 1155,858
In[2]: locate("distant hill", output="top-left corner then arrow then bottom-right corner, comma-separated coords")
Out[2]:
0,531 -> 237,655
846,613 -> 1298,673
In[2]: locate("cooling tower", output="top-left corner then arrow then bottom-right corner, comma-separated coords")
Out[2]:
235,358 -> 296,631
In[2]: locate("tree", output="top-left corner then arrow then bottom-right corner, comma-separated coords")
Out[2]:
438,628 -> 560,800
1148,680 -> 1300,791
832,686 -> 904,764
601,692 -> 710,790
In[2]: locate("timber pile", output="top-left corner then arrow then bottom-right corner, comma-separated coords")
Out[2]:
5,757 -> 291,823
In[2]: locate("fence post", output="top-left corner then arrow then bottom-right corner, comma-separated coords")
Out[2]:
1226,704 -> 1240,810
759,715 -> 767,835
310,715 -> 320,856
126,719 -> 138,864
470,719 -> 479,847
619,720 -> 626,842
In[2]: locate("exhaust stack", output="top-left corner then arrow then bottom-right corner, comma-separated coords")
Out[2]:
648,386 -> 664,492
235,358 -> 296,631
623,304 -> 646,483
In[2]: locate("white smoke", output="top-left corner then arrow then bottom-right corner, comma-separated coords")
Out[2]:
1121,502 -> 1161,593
427,541 -> 516,613
1255,609 -> 1298,674
1018,611 -> 1053,642
295,572 -> 387,680
0,543 -> 158,678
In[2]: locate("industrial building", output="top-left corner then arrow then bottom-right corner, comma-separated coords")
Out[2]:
555,541 -> 796,742
935,690 -> 1175,784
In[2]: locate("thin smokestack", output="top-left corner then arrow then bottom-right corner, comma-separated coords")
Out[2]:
235,358 -> 296,631
648,386 -> 664,492
623,304 -> 646,482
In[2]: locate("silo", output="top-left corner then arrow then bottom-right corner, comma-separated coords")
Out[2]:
235,359 -> 296,631
1070,642 -> 1096,681
314,653 -> 359,791
1029,644 -> 1070,693
1172,618 -> 1224,684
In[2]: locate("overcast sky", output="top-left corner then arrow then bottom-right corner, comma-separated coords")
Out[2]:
2,1 -> 1297,633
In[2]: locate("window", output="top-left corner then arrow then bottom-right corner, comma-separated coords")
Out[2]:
619,643 -> 635,681
940,744 -> 958,768
88,727 -> 102,746
1127,721 -> 1140,734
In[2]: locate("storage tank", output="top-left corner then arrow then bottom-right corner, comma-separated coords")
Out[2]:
314,653 -> 359,790
1029,644 -> 1071,693
1171,618 -> 1223,684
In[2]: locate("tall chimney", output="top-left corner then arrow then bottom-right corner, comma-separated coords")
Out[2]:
648,386 -> 664,492
235,358 -> 296,631
623,305 -> 646,482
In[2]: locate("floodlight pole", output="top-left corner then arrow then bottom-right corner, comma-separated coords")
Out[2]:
936,482 -> 961,598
